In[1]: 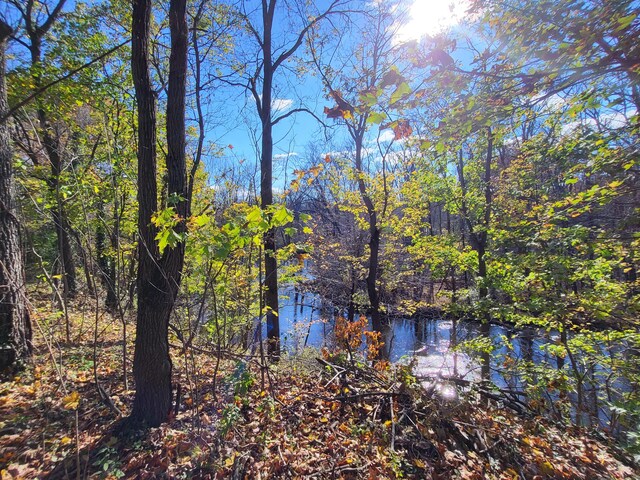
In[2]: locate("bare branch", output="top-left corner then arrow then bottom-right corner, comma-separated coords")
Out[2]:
35,0 -> 67,37
273,0 -> 346,71
271,106 -> 328,129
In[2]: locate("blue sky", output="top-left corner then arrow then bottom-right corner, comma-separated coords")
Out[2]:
205,0 -> 472,190
2,0 -> 472,192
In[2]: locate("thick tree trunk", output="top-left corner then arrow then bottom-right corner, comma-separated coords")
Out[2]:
130,0 -> 166,425
130,0 -> 188,427
261,2 -> 280,359
0,22 -> 32,371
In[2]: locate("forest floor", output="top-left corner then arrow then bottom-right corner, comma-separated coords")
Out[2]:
0,296 -> 638,479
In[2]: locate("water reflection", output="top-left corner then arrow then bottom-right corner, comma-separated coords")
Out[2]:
278,287 -> 505,383
275,287 -> 630,435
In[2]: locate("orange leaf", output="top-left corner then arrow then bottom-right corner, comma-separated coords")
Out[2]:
392,119 -> 412,140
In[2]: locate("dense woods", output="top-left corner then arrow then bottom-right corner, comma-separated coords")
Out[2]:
0,0 -> 639,478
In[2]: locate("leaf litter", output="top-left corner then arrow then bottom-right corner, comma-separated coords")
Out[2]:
0,306 -> 637,479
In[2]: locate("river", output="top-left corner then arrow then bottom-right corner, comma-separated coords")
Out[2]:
274,285 -> 631,435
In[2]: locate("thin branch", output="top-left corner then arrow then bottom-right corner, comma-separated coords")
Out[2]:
272,0 -> 346,71
271,106 -> 328,128
2,39 -> 129,123
35,0 -> 67,37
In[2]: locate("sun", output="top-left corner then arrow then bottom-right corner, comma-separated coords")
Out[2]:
397,0 -> 469,42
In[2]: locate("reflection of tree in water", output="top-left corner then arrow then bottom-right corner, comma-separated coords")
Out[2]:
279,294 -> 632,436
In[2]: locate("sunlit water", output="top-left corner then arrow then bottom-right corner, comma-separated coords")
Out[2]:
273,286 -> 631,435
276,286 -> 547,384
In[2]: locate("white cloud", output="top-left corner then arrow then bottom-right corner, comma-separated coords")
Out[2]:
560,109 -> 637,135
377,129 -> 396,143
273,152 -> 299,160
532,92 -> 566,112
251,95 -> 295,113
272,98 -> 294,113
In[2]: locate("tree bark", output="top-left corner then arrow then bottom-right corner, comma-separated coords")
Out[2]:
260,1 -> 280,359
96,200 -> 117,311
130,0 -> 188,427
0,21 -> 32,371
354,136 -> 382,333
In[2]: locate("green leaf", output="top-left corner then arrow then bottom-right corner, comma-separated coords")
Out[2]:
367,111 -> 386,125
359,91 -> 378,107
246,206 -> 262,225
156,230 -> 171,254
272,206 -> 293,226
213,241 -> 231,260
167,192 -> 186,206
192,214 -> 210,227
617,13 -> 636,30
390,82 -> 411,106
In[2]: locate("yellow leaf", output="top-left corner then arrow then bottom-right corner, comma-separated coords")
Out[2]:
540,460 -> 555,476
1,469 -> 14,480
504,468 -> 518,479
61,436 -> 73,446
62,391 -> 80,410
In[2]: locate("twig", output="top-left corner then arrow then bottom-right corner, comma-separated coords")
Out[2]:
390,393 -> 396,451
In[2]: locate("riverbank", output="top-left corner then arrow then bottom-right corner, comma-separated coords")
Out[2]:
276,287 -> 640,452
0,303 -> 637,479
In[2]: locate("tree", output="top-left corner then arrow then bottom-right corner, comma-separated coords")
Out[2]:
12,0 -> 78,297
0,20 -> 32,372
225,0 -> 349,358
130,0 -> 189,426
469,0 -> 640,121
313,1 -> 412,334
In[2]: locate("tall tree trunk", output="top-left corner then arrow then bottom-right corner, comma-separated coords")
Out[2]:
96,200 -> 117,310
130,0 -> 188,426
367,223 -> 382,332
52,183 -> 76,295
457,129 -> 494,380
353,136 -> 382,333
261,1 -> 280,359
28,32 -> 77,297
347,268 -> 356,322
479,248 -> 490,379
0,21 -> 32,372
130,0 -> 164,425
